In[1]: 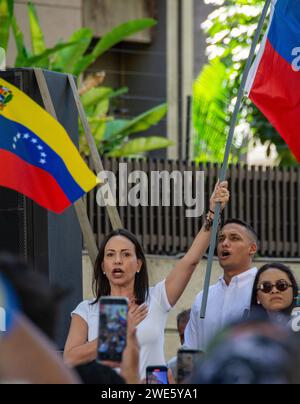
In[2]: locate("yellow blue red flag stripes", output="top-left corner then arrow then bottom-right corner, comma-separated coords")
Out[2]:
0,77 -> 98,213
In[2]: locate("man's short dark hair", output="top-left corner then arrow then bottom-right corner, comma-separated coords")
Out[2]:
222,219 -> 258,245
177,309 -> 191,327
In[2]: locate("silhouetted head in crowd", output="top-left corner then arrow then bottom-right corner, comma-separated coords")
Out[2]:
177,309 -> 191,345
251,263 -> 298,317
0,254 -> 65,339
217,219 -> 258,283
93,229 -> 149,305
189,315 -> 300,384
75,361 -> 125,385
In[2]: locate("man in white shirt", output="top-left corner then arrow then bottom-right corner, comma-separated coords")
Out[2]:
184,219 -> 258,351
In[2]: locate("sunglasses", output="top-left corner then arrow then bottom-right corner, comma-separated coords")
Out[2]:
257,279 -> 293,294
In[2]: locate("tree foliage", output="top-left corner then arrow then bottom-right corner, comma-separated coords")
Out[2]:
193,0 -> 297,166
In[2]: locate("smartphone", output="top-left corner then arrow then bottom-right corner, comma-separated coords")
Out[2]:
0,274 -> 19,336
177,349 -> 203,384
146,366 -> 169,385
97,297 -> 128,363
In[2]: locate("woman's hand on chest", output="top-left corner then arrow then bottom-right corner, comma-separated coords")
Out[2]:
128,302 -> 149,327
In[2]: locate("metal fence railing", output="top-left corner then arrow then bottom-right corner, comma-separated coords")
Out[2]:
86,157 -> 300,258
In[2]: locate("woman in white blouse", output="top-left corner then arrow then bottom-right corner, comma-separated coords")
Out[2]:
64,182 -> 229,379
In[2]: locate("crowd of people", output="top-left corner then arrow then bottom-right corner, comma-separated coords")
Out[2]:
1,180 -> 300,384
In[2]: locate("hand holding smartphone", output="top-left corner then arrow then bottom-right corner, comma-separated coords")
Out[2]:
97,297 -> 128,363
146,366 -> 169,384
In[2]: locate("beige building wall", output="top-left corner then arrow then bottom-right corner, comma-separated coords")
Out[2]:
82,253 -> 300,361
166,0 -> 179,160
83,0 -> 152,43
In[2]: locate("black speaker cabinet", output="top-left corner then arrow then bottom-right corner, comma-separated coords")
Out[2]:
0,69 -> 83,348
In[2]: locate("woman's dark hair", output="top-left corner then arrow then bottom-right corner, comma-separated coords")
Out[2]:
93,229 -> 149,305
250,263 -> 299,316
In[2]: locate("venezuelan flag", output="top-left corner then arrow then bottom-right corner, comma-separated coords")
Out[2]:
0,77 -> 98,213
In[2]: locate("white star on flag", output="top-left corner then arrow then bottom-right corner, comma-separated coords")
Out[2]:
37,145 -> 43,150
39,159 -> 46,165
23,134 -> 30,139
31,138 -> 38,144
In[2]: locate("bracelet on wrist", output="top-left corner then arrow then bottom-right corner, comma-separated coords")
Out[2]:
204,210 -> 221,232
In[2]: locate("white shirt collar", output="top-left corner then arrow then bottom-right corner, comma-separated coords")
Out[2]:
219,267 -> 258,287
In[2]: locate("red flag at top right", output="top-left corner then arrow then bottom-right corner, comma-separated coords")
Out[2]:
245,0 -> 300,162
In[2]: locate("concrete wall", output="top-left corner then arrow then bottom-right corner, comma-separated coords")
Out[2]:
82,253 -> 300,361
83,0 -> 152,43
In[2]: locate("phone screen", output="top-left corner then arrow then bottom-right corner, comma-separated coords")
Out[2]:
0,274 -> 19,336
146,367 -> 168,384
177,350 -> 203,384
97,297 -> 128,362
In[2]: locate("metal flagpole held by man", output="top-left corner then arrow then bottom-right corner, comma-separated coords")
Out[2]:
200,0 -> 273,319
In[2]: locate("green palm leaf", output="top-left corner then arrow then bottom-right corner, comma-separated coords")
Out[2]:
11,15 -> 30,66
28,2 -> 48,67
28,2 -> 46,54
73,18 -> 157,75
108,136 -> 173,158
23,41 -> 78,67
105,103 -> 168,142
51,28 -> 93,73
193,60 -> 235,163
0,0 -> 13,50
0,47 -> 6,69
81,87 -> 113,108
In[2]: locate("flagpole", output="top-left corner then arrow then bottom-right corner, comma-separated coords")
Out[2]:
33,68 -> 100,265
200,0 -> 272,319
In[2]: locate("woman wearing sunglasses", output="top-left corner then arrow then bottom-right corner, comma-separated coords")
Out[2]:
250,263 -> 299,322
